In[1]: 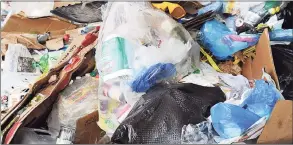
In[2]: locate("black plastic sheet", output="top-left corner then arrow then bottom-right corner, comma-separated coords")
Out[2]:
111,83 -> 226,144
277,2 -> 293,29
51,2 -> 106,23
271,43 -> 293,100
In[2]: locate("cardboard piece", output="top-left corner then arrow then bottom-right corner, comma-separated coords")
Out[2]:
65,28 -> 83,40
1,32 -> 45,50
45,37 -> 64,51
1,14 -> 77,37
74,111 -> 103,144
242,29 -> 280,90
2,35 -> 98,144
257,100 -> 293,144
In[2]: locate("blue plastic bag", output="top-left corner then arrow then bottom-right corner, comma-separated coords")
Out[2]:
197,2 -> 223,15
211,103 -> 261,139
240,80 -> 283,118
131,63 -> 176,92
200,19 -> 259,60
269,29 -> 293,42
211,80 -> 283,139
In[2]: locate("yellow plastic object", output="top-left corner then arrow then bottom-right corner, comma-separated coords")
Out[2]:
152,2 -> 186,19
200,47 -> 222,72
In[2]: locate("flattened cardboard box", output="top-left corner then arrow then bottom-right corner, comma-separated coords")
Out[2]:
74,111 -> 103,144
257,100 -> 293,144
242,29 -> 280,89
1,14 -> 77,37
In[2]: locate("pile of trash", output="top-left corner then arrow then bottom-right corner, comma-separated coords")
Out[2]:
1,1 -> 292,144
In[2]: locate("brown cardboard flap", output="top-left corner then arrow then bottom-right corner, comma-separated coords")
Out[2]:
1,15 -> 77,36
46,37 -> 64,51
257,100 -> 293,144
74,111 -> 103,144
1,32 -> 45,50
242,29 -> 280,90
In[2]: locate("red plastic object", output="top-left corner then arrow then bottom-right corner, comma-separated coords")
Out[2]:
96,26 -> 101,31
81,33 -> 98,47
63,34 -> 70,42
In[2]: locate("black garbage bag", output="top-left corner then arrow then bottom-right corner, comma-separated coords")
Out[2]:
111,83 -> 226,144
277,2 -> 293,29
271,43 -> 293,100
51,1 -> 106,23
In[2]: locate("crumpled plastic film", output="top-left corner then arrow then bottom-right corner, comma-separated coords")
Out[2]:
48,76 -> 99,132
181,121 -> 218,144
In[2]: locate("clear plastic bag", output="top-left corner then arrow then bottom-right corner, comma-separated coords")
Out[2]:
95,2 -> 200,107
47,75 -> 99,132
95,2 -> 200,136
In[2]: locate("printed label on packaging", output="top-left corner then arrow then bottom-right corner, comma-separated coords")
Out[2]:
100,37 -> 134,82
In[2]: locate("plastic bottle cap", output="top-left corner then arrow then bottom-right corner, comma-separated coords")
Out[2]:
275,6 -> 280,13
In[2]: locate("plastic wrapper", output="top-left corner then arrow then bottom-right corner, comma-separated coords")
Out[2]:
181,121 -> 217,144
269,29 -> 293,42
271,43 -> 293,100
199,19 -> 259,60
111,83 -> 226,144
33,50 -> 64,73
47,76 -> 99,135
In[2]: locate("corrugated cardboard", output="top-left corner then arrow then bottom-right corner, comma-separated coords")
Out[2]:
1,32 -> 45,50
45,37 -> 64,51
74,111 -> 103,144
257,100 -> 293,144
242,29 -> 280,89
1,14 -> 77,37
